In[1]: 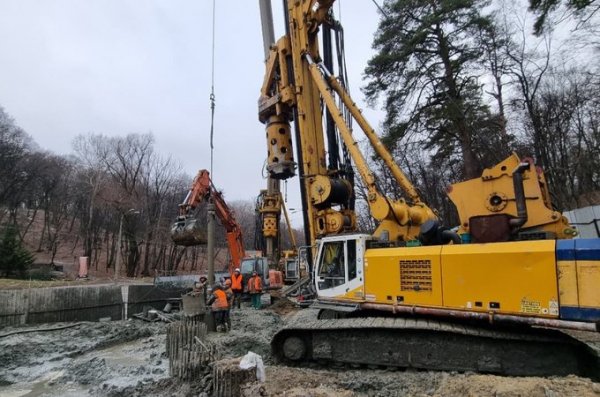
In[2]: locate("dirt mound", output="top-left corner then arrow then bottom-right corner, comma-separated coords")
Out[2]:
240,367 -> 600,397
60,356 -> 111,385
92,376 -> 211,397
241,366 -> 442,397
208,307 -> 283,364
269,297 -> 299,315
436,373 -> 600,397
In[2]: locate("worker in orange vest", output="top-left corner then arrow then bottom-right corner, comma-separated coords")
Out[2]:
248,271 -> 263,310
230,268 -> 243,310
206,284 -> 229,332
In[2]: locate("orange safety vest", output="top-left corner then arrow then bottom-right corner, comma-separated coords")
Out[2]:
212,289 -> 229,311
248,276 -> 262,294
231,273 -> 243,291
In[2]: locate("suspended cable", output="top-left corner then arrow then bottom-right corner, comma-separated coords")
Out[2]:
371,0 -> 389,18
209,0 -> 216,177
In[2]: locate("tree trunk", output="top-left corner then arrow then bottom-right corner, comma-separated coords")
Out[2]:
437,25 -> 480,179
37,208 -> 48,252
141,230 -> 153,276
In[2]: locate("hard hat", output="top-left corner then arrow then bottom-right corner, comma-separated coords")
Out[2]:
234,268 -> 240,272
252,271 -> 257,275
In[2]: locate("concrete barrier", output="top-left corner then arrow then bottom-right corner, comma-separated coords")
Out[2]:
0,283 -> 187,328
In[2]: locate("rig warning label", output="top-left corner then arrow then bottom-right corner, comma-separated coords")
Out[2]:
520,299 -> 541,314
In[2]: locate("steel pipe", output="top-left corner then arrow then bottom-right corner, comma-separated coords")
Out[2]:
359,302 -> 599,332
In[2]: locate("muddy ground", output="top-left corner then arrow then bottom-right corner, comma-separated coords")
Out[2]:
1,301 -> 599,397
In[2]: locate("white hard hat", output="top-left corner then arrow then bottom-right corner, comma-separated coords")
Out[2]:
234,268 -> 240,272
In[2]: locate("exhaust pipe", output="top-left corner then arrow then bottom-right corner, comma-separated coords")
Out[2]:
441,229 -> 462,245
419,220 -> 461,245
509,162 -> 529,230
359,302 -> 599,332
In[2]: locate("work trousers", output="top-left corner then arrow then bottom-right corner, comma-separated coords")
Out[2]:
224,310 -> 231,330
232,290 -> 242,309
250,293 -> 262,309
214,310 -> 227,330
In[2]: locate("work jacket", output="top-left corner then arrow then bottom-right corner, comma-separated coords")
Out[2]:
191,282 -> 206,297
210,289 -> 229,311
248,275 -> 262,294
231,273 -> 243,292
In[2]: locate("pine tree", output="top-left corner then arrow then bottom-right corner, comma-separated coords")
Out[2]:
529,0 -> 598,35
364,0 -> 500,179
0,225 -> 34,278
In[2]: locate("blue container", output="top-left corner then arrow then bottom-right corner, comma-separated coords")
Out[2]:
460,233 -> 471,244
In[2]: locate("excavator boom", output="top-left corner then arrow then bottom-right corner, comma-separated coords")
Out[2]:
171,169 -> 245,272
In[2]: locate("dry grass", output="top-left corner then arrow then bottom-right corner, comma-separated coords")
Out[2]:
0,277 -> 155,290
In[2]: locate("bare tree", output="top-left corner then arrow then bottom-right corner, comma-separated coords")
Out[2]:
72,134 -> 109,259
503,6 -> 553,168
140,154 -> 184,276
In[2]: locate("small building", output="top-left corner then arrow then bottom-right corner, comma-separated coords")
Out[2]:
564,205 -> 600,239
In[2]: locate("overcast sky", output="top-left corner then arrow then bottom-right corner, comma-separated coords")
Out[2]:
0,0 -> 384,227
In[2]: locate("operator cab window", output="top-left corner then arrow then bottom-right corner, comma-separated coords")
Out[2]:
241,259 -> 255,275
318,240 -> 346,289
347,239 -> 357,281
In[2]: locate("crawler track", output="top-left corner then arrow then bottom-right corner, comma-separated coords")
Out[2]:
272,310 -> 600,379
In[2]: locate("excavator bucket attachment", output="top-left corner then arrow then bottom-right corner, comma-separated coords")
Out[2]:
170,218 -> 207,246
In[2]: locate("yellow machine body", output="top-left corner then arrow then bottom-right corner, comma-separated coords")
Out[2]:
362,240 -> 560,317
315,236 -> 600,323
558,261 -> 600,309
448,154 -> 576,239
554,239 -> 600,320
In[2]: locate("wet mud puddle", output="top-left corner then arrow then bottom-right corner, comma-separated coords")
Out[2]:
0,334 -> 168,397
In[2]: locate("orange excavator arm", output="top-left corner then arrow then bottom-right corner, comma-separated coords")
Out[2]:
171,169 -> 246,272
177,169 -> 211,217
211,188 -> 246,272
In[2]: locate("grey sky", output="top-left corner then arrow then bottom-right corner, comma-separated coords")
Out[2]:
0,0 -> 384,227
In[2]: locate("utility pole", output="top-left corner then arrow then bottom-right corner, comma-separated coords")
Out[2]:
207,202 -> 216,286
115,209 -> 138,281
115,215 -> 123,281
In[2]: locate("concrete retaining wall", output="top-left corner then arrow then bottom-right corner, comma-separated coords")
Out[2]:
0,284 -> 186,328
126,285 -> 185,317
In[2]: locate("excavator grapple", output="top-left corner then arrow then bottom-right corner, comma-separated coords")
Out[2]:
170,217 -> 207,246
170,169 -> 246,273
